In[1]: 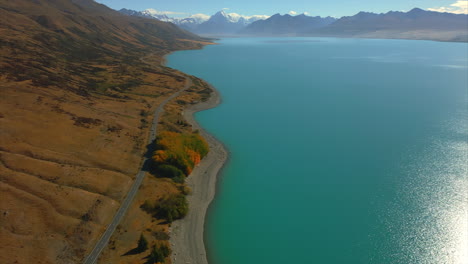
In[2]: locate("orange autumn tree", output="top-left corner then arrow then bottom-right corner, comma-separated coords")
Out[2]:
151,131 -> 208,182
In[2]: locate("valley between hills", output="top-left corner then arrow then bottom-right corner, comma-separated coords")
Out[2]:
0,0 -> 215,263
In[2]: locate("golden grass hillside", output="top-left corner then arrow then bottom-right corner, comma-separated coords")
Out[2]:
0,0 -> 211,263
96,75 -> 215,264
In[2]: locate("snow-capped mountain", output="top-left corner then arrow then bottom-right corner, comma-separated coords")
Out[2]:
140,9 -> 175,22
195,10 -> 248,34
183,13 -> 211,24
119,9 -> 206,25
119,8 -> 269,35
207,10 -> 268,25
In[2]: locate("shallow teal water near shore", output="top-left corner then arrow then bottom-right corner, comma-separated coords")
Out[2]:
167,38 -> 468,264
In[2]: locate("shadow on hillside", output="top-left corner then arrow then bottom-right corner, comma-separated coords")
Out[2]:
122,247 -> 142,256
142,254 -> 155,264
141,139 -> 156,172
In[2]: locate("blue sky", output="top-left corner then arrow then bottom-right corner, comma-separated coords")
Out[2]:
96,0 -> 468,17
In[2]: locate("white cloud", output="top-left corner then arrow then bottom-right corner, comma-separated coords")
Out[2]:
246,14 -> 270,20
452,0 -> 468,8
143,8 -> 269,22
145,8 -> 186,16
428,0 -> 468,14
189,13 -> 210,21
222,8 -> 230,10
288,11 -> 311,16
225,12 -> 269,22
227,12 -> 242,19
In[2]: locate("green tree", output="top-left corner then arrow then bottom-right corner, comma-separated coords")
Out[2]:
159,243 -> 171,258
148,245 -> 164,263
155,164 -> 186,183
156,194 -> 188,223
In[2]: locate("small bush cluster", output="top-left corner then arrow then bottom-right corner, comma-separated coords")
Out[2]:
151,131 -> 208,182
153,164 -> 185,183
142,194 -> 188,223
148,243 -> 171,263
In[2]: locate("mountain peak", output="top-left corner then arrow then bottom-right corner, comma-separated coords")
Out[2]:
214,10 -> 228,17
406,7 -> 428,18
408,7 -> 425,13
208,10 -> 232,23
356,11 -> 373,15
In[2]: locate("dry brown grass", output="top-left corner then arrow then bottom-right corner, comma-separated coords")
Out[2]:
96,74 -> 213,264
0,1 -> 213,262
0,65 -> 196,263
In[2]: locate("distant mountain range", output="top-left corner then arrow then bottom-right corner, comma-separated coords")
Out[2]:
119,8 -> 209,31
120,8 -> 468,42
196,10 -> 268,35
313,8 -> 468,42
241,13 -> 337,36
120,9 -> 268,35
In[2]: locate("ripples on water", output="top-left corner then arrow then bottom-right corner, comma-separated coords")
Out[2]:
384,112 -> 467,264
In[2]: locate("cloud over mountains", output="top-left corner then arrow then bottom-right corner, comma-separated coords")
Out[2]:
140,8 -> 269,22
144,8 -> 187,16
120,7 -> 468,42
428,0 -> 468,14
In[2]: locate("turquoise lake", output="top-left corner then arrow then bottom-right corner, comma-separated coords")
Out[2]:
167,38 -> 468,264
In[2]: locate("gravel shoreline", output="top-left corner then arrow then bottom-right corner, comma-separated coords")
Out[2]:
169,84 -> 228,264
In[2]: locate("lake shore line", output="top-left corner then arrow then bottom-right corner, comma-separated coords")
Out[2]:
169,82 -> 228,264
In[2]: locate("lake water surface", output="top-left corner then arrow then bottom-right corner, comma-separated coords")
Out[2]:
167,37 -> 467,264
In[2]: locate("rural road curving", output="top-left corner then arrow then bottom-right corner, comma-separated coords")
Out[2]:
82,76 -> 192,264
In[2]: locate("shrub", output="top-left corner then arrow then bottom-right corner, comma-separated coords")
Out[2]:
178,185 -> 192,195
155,165 -> 184,179
155,194 -> 188,223
141,200 -> 155,212
141,194 -> 188,223
159,243 -> 171,258
148,243 -> 171,263
148,245 -> 164,263
151,131 -> 209,177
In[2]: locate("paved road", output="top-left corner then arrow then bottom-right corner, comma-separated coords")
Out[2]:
82,77 -> 192,264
